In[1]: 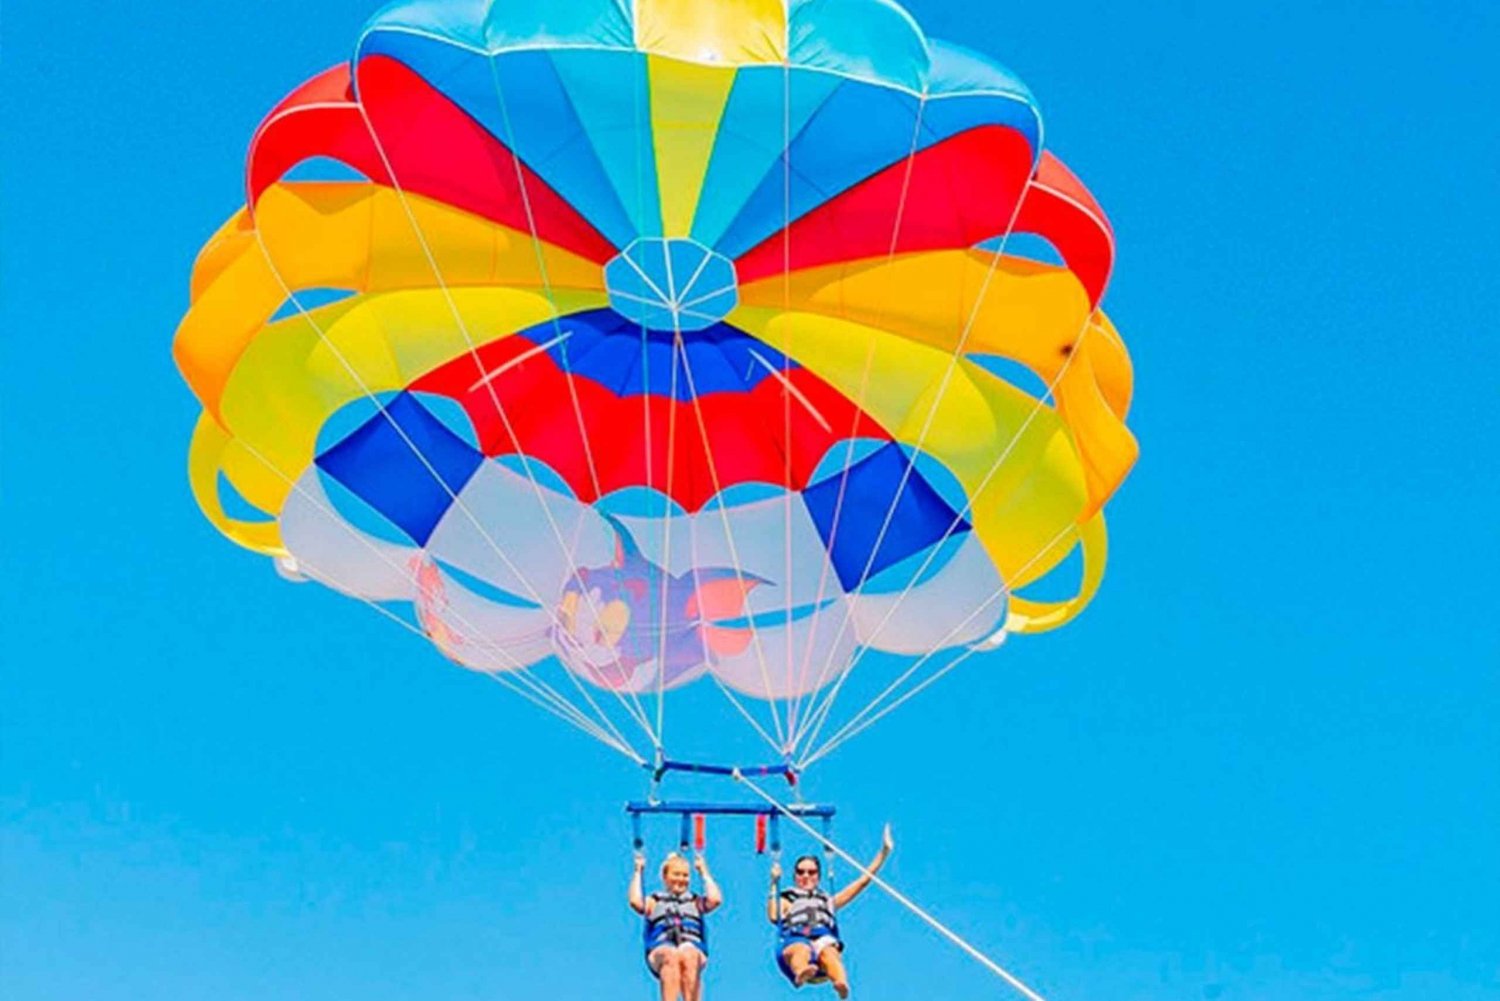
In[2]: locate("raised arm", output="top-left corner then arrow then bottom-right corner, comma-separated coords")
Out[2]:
628,854 -> 648,914
694,855 -> 724,913
832,824 -> 894,910
765,860 -> 785,923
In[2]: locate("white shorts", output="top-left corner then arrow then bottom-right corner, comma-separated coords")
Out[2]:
648,942 -> 707,975
783,934 -> 840,959
807,935 -> 840,959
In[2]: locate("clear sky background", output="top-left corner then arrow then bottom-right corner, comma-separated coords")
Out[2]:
3,2 -> 1497,1000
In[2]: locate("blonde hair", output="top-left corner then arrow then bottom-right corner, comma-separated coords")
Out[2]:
660,852 -> 691,880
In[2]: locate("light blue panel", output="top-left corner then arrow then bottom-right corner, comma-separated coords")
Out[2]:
924,41 -> 1041,155
788,0 -> 931,92
689,65 -> 843,249
362,0 -> 634,53
548,48 -> 661,241
926,39 -> 1031,100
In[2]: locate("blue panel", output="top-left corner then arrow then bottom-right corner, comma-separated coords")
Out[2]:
315,393 -> 483,545
702,66 -> 1037,260
713,80 -> 922,258
518,309 -> 793,400
919,92 -> 1039,161
802,443 -> 970,592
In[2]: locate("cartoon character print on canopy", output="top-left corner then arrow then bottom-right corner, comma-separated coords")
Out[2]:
174,0 -> 1137,710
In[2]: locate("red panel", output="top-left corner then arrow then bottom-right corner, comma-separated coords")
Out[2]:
247,65 -> 389,206
244,58 -> 617,264
1014,152 -> 1115,306
355,57 -> 617,263
734,126 -> 1034,284
411,339 -> 891,510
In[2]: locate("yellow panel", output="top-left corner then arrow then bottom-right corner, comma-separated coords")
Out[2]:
738,250 -> 1137,515
206,286 -> 604,525
1005,513 -> 1108,634
174,182 -> 607,418
187,414 -> 285,556
635,0 -> 786,65
649,56 -> 738,236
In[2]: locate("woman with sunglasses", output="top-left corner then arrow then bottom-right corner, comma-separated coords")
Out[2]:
630,851 -> 723,1001
767,825 -> 894,998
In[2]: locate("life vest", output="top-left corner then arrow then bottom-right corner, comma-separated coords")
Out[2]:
643,891 -> 707,951
778,887 -> 839,939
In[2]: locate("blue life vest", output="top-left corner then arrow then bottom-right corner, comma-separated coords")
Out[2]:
643,891 -> 708,952
778,887 -> 840,940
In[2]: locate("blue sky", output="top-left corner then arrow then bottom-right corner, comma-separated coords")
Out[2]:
3,2 -> 1497,1000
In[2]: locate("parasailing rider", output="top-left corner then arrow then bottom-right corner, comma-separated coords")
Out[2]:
630,851 -> 722,1001
768,825 -> 894,998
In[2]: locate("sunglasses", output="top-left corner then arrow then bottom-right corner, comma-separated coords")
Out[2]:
795,867 -> 819,875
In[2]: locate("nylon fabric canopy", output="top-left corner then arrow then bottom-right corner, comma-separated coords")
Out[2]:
173,0 -> 1137,765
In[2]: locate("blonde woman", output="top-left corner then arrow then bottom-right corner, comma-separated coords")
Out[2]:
629,852 -> 723,1001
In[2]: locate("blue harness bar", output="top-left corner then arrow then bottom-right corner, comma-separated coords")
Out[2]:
648,759 -> 800,785
626,801 -> 836,819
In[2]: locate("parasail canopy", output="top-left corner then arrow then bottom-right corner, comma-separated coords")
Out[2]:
173,0 -> 1137,770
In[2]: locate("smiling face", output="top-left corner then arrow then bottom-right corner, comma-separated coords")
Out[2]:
661,856 -> 692,894
793,856 -> 821,889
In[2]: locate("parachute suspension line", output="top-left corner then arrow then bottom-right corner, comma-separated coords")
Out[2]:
245,241 -> 646,760
779,57 -> 797,738
801,520 -> 1079,769
627,71 -> 666,752
648,158 -> 693,752
734,772 -> 1049,1001
671,325 -> 790,751
361,66 -> 651,752
708,673 -> 786,759
610,220 -> 789,757
475,58 -> 664,751
790,102 -> 1052,749
798,518 -> 1078,768
795,269 -> 1034,752
353,92 -> 661,754
227,434 -> 644,762
252,225 -> 653,758
808,648 -> 977,770
793,303 -> 1103,764
783,94 -> 932,749
614,46 -> 670,755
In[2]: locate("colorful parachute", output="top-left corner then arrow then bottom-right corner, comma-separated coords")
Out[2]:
174,0 -> 1136,764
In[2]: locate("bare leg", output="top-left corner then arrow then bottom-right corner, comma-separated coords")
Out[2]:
819,946 -> 850,999
681,947 -> 705,1001
783,943 -> 816,987
650,947 -> 682,1001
